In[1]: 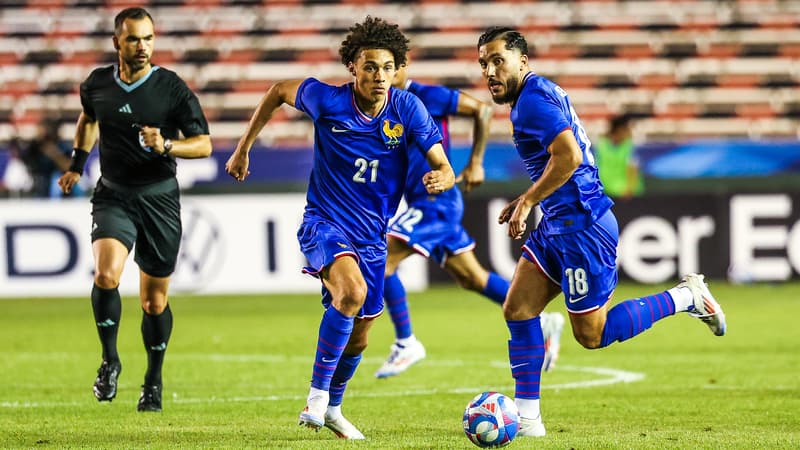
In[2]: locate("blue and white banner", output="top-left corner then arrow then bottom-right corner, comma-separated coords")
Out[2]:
0,195 -> 427,298
453,192 -> 800,284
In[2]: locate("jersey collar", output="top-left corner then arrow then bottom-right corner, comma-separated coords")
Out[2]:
114,64 -> 160,93
511,71 -> 535,108
350,84 -> 389,123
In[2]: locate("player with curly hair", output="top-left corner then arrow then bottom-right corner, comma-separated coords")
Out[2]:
226,16 -> 455,439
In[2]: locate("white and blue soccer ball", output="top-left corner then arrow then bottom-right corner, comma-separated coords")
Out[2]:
463,391 -> 520,448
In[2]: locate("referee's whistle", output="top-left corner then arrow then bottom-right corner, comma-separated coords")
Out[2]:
132,123 -> 153,153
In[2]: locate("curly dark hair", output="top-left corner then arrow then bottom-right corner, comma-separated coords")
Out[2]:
339,16 -> 410,67
477,26 -> 528,55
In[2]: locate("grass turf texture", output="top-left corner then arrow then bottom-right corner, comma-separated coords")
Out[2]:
1,281 -> 798,449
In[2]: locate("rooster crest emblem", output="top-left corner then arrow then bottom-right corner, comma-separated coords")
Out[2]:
382,119 -> 404,148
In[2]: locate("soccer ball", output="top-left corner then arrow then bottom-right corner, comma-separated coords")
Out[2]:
462,391 -> 519,448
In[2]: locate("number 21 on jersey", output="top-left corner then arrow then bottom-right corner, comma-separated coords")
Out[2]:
353,158 -> 378,183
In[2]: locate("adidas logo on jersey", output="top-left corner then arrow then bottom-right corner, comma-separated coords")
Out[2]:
118,103 -> 132,114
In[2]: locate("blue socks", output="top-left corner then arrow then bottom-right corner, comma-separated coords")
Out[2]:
506,317 -> 545,400
385,270 -> 509,342
310,306 -> 354,391
482,272 -> 509,305
600,291 -> 676,347
328,354 -> 362,407
384,273 -> 412,339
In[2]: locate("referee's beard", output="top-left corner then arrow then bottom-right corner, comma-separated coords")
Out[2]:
122,54 -> 150,73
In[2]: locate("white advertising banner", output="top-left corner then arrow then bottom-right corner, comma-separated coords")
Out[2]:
0,194 -> 428,297
461,192 -> 800,284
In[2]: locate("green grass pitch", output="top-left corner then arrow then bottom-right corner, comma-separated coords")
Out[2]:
1,281 -> 798,449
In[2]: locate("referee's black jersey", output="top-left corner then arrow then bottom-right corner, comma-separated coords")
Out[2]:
79,64 -> 210,186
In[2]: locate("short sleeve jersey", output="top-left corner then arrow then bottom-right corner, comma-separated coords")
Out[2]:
403,80 -> 461,206
79,64 -> 210,185
294,78 -> 443,244
511,73 -> 613,234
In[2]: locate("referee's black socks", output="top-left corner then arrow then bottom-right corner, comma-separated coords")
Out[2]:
141,304 -> 173,387
91,284 -> 122,363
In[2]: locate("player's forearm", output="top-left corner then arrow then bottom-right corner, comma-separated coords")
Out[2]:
425,144 -> 456,190
457,94 -> 492,166
237,80 -> 300,154
430,162 -> 456,190
522,164 -> 571,206
522,140 -> 580,205
237,91 -> 281,153
73,112 -> 98,152
467,102 -> 492,166
168,134 -> 212,159
442,164 -> 456,189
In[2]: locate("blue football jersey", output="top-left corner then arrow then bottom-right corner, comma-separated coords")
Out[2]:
511,73 -> 613,235
294,78 -> 443,244
403,80 -> 462,207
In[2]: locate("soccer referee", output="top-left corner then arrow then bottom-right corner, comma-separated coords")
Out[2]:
58,6 -> 212,413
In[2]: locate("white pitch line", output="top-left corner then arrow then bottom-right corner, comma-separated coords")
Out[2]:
0,359 -> 644,409
702,384 -> 795,391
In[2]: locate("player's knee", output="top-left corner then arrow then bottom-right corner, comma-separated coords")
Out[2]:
573,329 -> 602,349
337,282 -> 368,311
502,300 -> 529,321
348,282 -> 368,304
141,296 -> 167,315
94,270 -> 120,289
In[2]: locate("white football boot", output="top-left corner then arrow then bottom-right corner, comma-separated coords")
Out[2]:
324,411 -> 366,440
679,273 -> 727,336
541,312 -> 566,372
298,391 -> 328,431
374,339 -> 426,378
518,415 -> 546,437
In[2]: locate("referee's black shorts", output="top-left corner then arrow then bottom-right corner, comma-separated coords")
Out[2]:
90,177 -> 181,278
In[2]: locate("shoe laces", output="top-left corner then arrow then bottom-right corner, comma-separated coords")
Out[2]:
385,344 -> 404,364
97,362 -> 117,380
140,385 -> 160,400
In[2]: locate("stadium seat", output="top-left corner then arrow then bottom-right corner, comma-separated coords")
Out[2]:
1,1 -> 799,144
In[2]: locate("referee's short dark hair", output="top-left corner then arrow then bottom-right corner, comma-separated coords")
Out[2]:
114,7 -> 153,36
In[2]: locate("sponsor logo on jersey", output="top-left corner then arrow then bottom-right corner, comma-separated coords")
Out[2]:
118,103 -> 132,114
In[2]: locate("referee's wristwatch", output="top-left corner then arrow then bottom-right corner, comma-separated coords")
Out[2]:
163,139 -> 173,155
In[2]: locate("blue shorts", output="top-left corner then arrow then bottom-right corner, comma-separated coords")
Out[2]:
522,209 -> 619,315
297,216 -> 386,319
387,199 -> 475,266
